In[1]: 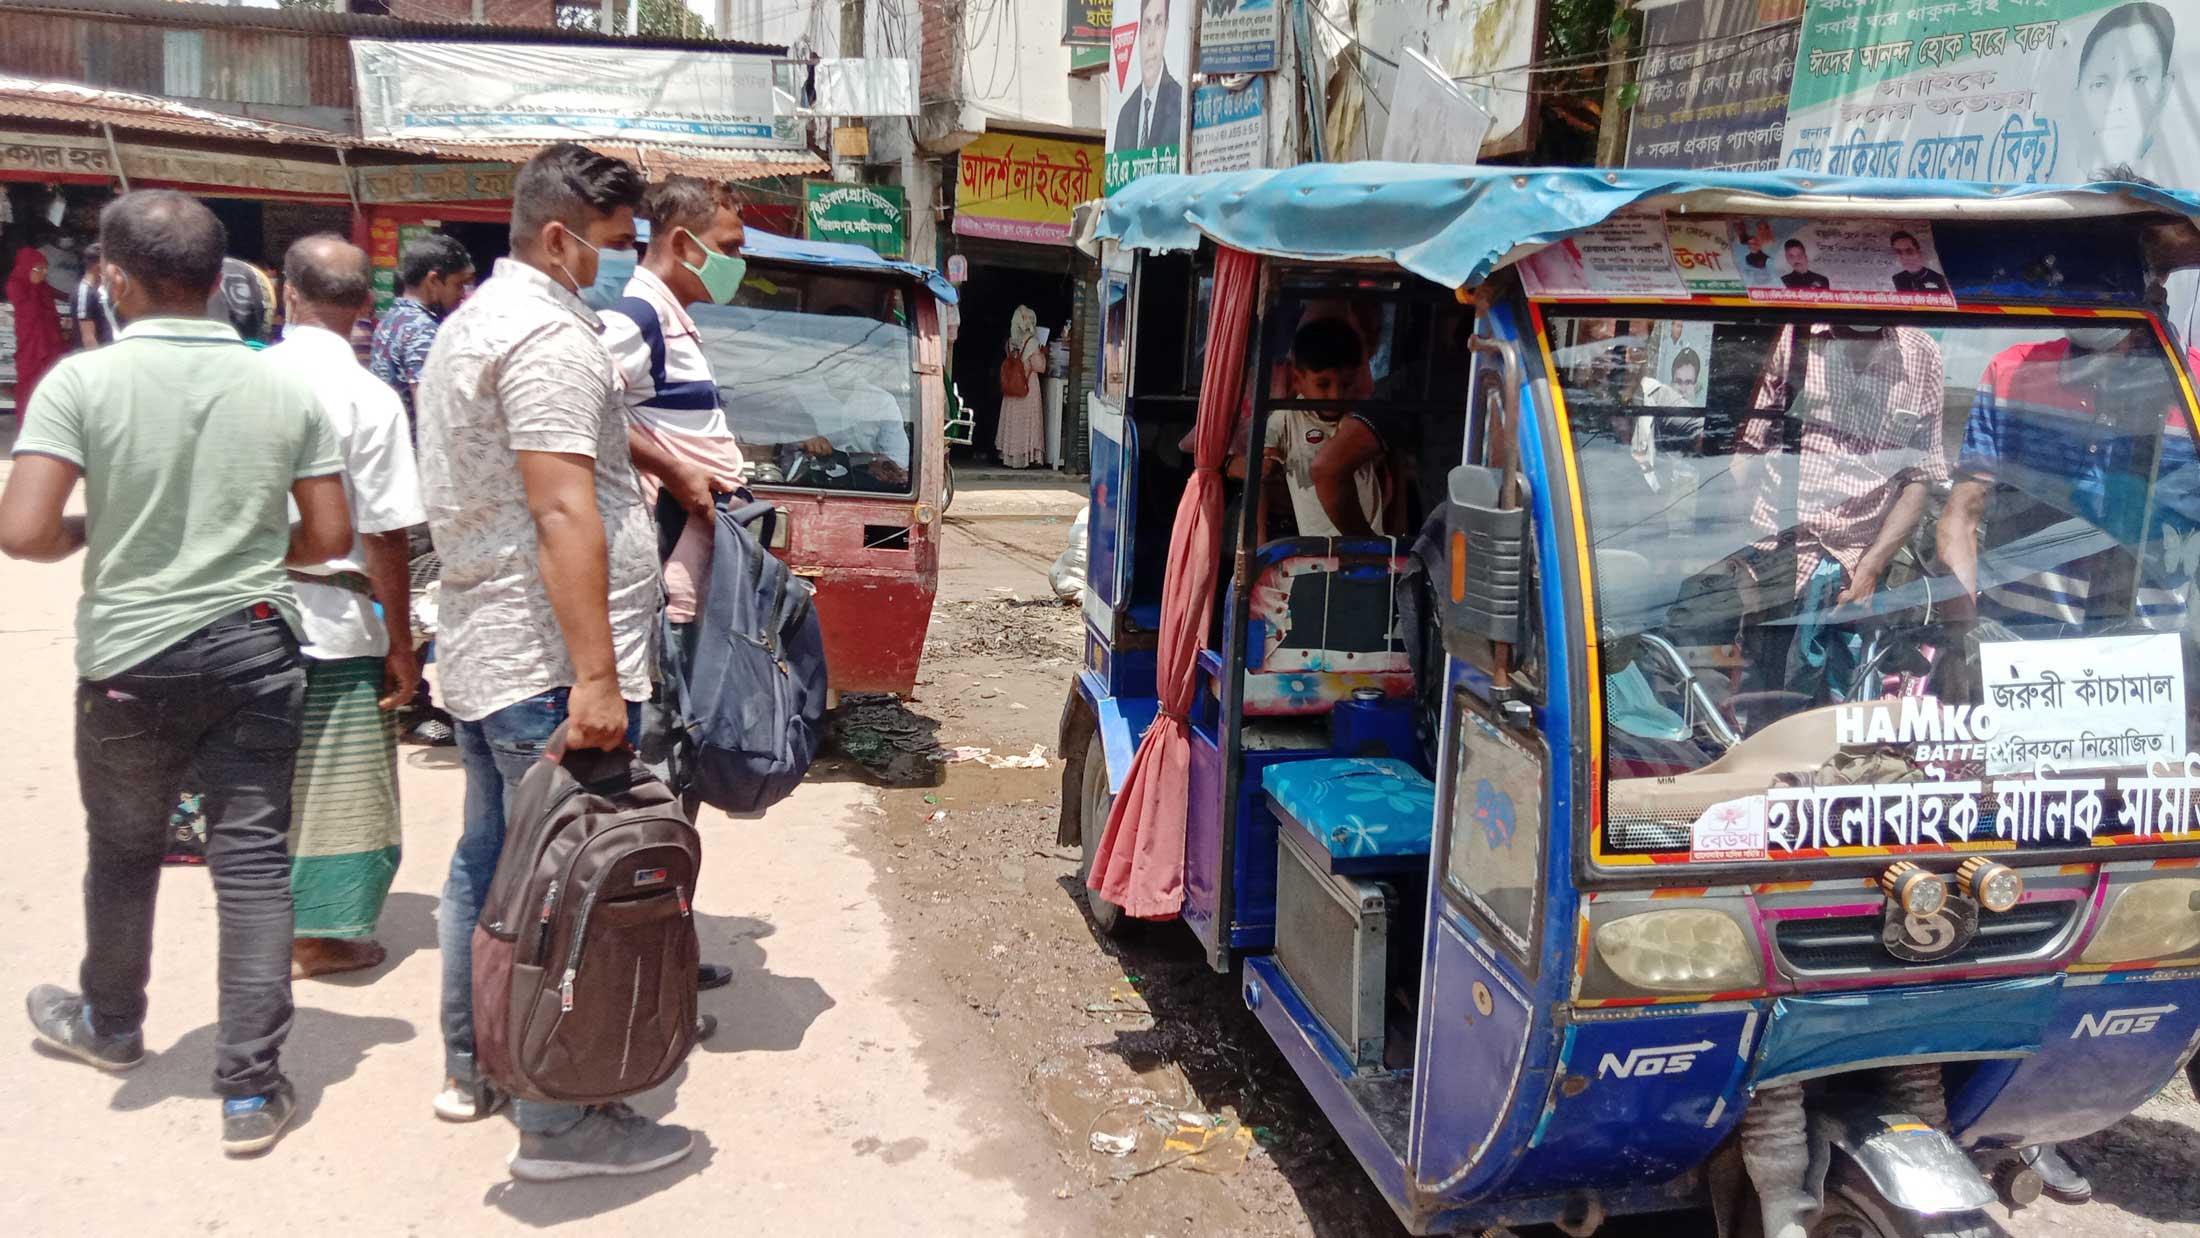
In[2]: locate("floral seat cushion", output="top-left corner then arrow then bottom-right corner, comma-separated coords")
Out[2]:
1262,757 -> 1436,860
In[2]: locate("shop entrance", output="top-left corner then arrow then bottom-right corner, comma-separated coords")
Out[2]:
948,252 -> 1076,469
441,220 -> 509,272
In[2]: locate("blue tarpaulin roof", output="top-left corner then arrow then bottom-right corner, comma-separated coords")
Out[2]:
738,228 -> 958,305
1096,164 -> 2200,290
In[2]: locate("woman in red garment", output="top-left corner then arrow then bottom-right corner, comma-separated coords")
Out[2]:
7,247 -> 65,415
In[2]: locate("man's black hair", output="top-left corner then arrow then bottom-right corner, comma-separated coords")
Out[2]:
644,174 -> 741,236
510,142 -> 645,248
1291,317 -> 1363,373
1889,230 -> 1919,249
2082,3 -> 2175,73
284,233 -> 373,308
99,189 -> 226,302
398,233 -> 474,289
1784,239 -> 1807,253
1671,347 -> 1702,380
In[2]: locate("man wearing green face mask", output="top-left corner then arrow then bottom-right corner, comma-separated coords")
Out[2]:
600,176 -> 749,629
598,176 -> 750,993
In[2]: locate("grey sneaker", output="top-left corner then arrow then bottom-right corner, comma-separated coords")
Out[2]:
507,1103 -> 697,1182
221,1078 -> 297,1157
26,984 -> 143,1071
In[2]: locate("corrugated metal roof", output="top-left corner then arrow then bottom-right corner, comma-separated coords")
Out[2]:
0,72 -> 342,143
360,137 -> 827,183
0,75 -> 822,183
2,0 -> 787,56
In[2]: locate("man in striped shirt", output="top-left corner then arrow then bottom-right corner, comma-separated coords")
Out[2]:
599,176 -> 748,628
1938,326 -> 2198,635
599,176 -> 750,997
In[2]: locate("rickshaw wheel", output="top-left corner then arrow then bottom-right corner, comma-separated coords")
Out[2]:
1806,1170 -> 2005,1238
1078,730 -> 1133,937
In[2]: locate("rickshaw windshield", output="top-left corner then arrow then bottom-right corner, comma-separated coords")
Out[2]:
691,268 -> 916,495
1550,308 -> 2200,861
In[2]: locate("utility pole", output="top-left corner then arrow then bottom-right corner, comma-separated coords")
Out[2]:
833,0 -> 871,184
1595,2 -> 1640,168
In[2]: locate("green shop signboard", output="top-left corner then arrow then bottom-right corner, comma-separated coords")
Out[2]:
802,180 -> 907,259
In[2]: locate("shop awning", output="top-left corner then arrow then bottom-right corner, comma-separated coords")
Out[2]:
356,139 -> 827,185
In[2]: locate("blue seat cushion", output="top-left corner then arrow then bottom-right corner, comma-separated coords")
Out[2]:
1262,758 -> 1436,860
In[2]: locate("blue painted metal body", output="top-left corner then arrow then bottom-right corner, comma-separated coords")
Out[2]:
1060,170 -> 2200,1234
1952,972 -> 2200,1147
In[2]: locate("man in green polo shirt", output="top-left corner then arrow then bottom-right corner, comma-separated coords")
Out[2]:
0,190 -> 352,1158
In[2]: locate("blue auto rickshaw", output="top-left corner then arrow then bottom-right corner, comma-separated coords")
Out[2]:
1059,165 -> 2200,1236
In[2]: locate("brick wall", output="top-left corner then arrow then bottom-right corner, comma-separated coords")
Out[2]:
388,0 -> 559,25
918,0 -> 957,109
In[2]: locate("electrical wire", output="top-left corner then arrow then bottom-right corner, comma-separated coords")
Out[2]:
1306,2 -> 1801,94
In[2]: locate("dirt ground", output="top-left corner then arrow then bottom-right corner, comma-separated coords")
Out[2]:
866,487 -> 2200,1238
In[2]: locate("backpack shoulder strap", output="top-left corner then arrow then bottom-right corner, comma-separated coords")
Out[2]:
610,295 -> 670,392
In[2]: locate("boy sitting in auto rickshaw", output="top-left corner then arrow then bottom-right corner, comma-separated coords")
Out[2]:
1258,318 -> 1407,539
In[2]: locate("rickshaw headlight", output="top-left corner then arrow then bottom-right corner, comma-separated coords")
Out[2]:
1594,909 -> 1762,992
2081,879 -> 2200,965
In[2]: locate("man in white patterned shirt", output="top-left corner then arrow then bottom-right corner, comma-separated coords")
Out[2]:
413,142 -> 692,1182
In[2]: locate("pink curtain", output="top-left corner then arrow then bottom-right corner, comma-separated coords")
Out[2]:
1088,245 -> 1262,918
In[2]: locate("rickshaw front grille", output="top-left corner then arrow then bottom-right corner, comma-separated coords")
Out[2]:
1772,899 -> 2078,975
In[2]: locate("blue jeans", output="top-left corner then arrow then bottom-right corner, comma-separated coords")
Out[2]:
440,687 -> 641,1135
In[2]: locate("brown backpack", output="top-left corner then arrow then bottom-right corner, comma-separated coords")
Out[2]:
472,727 -> 701,1105
1000,342 -> 1031,399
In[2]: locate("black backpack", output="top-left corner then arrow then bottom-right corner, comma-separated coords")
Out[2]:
666,501 -> 829,814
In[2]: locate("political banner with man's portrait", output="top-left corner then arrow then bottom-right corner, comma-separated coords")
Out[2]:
1780,0 -> 2200,187
1105,0 -> 1193,193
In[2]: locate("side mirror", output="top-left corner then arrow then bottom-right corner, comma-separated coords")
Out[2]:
1443,463 -> 1528,652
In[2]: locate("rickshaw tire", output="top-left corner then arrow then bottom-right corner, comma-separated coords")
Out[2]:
1078,729 -> 1134,938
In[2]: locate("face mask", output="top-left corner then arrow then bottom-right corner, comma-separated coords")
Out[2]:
679,228 -> 747,305
552,227 -> 635,311
2066,327 -> 2134,353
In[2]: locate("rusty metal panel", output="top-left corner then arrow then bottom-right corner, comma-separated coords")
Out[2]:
305,35 -> 353,109
81,21 -> 162,94
162,30 -> 203,99
193,31 -> 312,107
0,14 -> 86,82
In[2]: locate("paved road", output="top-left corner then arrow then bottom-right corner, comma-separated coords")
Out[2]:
0,465 -> 1087,1237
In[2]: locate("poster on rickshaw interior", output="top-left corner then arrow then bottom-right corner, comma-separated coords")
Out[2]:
1199,0 -> 1281,74
1516,213 -> 1689,299
1105,0 -> 1194,193
1780,0 -> 2200,187
1714,216 -> 1956,308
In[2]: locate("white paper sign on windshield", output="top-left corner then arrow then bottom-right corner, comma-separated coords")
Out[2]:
1981,632 -> 2187,776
